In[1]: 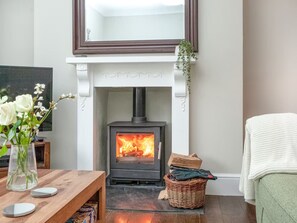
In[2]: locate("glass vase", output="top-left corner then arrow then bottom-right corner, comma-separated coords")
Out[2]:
6,143 -> 38,191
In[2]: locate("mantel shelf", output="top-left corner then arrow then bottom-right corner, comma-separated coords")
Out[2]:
66,55 -> 197,64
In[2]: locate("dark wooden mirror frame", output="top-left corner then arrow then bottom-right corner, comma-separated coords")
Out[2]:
73,0 -> 198,54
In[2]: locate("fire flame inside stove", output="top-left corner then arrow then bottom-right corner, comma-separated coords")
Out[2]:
116,133 -> 154,158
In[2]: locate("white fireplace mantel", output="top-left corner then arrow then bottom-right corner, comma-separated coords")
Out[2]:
66,55 -> 195,171
66,55 -> 191,97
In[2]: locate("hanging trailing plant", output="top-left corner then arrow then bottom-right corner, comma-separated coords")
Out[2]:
176,39 -> 197,93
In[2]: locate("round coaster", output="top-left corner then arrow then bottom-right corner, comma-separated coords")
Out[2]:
31,187 -> 58,198
3,203 -> 36,217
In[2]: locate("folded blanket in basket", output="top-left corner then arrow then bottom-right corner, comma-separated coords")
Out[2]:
170,167 -> 217,181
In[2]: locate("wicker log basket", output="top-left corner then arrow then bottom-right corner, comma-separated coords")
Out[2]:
164,174 -> 207,209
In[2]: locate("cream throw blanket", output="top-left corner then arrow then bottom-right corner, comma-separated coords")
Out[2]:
239,113 -> 297,201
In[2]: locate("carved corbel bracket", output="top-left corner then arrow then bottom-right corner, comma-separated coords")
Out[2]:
173,64 -> 187,98
76,63 -> 90,97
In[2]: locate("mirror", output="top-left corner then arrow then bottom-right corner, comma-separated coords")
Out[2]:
73,0 -> 198,54
85,0 -> 185,41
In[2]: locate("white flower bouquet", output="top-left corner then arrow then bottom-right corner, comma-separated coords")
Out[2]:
0,83 -> 74,155
0,83 -> 75,190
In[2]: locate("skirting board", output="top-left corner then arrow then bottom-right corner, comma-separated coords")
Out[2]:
104,172 -> 242,196
205,173 -> 243,196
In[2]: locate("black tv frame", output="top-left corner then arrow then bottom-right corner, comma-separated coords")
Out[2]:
0,65 -> 53,131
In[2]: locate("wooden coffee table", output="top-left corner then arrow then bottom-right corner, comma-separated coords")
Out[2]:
0,169 -> 106,223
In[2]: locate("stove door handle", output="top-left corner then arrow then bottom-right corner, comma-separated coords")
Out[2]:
158,142 -> 162,160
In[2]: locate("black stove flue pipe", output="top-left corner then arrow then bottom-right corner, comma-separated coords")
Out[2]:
132,87 -> 147,123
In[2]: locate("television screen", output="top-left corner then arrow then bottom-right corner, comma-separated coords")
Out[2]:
0,66 -> 53,131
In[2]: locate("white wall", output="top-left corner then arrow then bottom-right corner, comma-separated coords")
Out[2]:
192,0 -> 243,174
34,0 -> 77,169
0,0 -> 34,66
244,0 -> 297,121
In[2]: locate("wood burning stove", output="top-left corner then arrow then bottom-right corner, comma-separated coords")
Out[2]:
107,87 -> 165,185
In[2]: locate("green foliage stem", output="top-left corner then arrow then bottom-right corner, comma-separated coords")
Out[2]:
176,39 -> 197,93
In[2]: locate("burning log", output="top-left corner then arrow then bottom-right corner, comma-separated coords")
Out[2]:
122,150 -> 144,157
